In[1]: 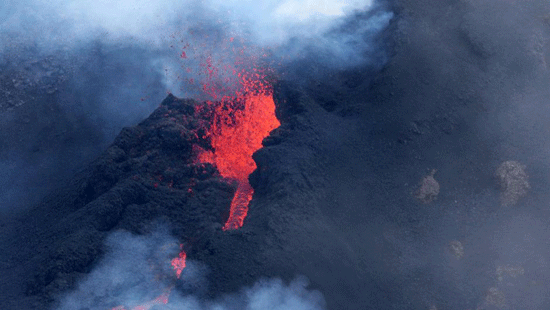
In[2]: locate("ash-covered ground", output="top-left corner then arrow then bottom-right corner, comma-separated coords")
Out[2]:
2,0 -> 550,309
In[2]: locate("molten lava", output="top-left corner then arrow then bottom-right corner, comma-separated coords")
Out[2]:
171,245 -> 187,278
169,33 -> 279,230
197,72 -> 280,230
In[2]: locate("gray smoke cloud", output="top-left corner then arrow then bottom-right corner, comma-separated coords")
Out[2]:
54,228 -> 326,310
0,0 -> 391,75
0,0 -> 380,44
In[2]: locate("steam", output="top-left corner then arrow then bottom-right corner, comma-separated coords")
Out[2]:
0,0 -> 393,88
55,228 -> 326,310
0,0 -> 388,58
0,0 -> 380,46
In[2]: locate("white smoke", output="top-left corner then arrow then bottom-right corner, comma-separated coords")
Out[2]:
55,228 -> 325,310
0,0 -> 392,116
1,0 -> 376,46
0,0 -> 391,72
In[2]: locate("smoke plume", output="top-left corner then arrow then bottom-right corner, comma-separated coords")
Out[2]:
54,228 -> 326,310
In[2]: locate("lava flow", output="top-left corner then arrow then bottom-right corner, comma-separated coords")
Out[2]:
173,33 -> 280,230
197,70 -> 280,230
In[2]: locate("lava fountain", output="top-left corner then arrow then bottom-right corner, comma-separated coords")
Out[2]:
177,35 -> 280,230
196,69 -> 280,230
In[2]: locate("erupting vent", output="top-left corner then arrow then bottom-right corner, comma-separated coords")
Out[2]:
197,70 -> 280,230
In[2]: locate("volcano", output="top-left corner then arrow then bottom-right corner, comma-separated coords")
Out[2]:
2,0 -> 550,310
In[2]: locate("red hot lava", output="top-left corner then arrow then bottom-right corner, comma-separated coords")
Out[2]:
171,245 -> 187,278
172,35 -> 279,230
196,70 -> 280,230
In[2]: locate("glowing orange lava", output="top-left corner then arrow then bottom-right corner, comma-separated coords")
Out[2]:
197,71 -> 280,230
171,245 -> 187,278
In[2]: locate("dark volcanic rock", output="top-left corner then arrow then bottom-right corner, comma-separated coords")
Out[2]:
1,95 -> 235,308
2,74 -> 548,310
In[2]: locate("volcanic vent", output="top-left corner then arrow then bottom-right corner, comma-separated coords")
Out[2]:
104,65 -> 281,309
11,55 -> 283,309
194,69 -> 280,230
